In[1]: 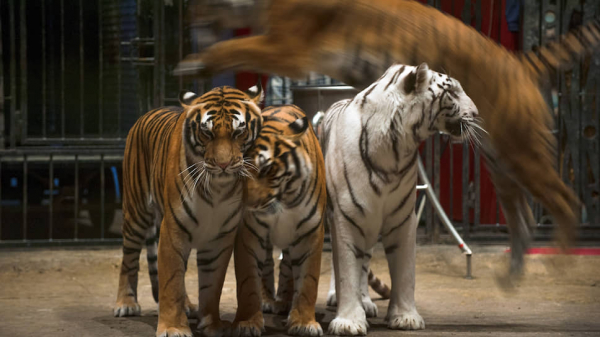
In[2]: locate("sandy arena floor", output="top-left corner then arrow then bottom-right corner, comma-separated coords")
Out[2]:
0,244 -> 599,337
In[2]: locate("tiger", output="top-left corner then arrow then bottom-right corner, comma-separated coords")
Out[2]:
234,104 -> 326,336
174,0 -> 600,285
113,84 -> 264,337
320,62 -> 479,334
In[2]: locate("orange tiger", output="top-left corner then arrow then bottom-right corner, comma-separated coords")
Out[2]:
113,85 -> 263,337
234,105 -> 326,336
175,0 -> 600,282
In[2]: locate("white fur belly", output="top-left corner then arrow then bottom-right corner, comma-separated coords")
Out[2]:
260,207 -> 304,249
188,198 -> 242,249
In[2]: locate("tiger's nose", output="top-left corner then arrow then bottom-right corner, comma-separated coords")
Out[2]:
217,160 -> 231,169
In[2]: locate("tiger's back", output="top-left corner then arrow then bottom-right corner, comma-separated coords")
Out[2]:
122,107 -> 182,221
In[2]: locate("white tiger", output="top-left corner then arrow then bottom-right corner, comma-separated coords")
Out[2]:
321,62 -> 480,335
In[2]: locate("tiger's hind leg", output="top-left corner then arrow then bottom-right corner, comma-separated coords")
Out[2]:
487,145 -> 579,287
360,250 -> 378,318
114,211 -> 153,317
174,35 -> 312,80
488,169 -> 535,287
263,248 -> 294,315
261,239 -> 277,313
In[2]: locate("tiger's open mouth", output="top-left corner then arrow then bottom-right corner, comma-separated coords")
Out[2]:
445,120 -> 462,137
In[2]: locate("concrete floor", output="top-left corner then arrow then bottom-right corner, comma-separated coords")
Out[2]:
0,244 -> 599,337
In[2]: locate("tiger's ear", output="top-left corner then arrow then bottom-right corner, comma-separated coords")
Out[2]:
245,80 -> 264,105
284,117 -> 309,139
403,62 -> 431,94
179,91 -> 200,108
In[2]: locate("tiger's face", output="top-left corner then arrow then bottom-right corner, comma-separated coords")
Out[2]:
180,85 -> 263,179
243,113 -> 309,213
381,63 -> 481,145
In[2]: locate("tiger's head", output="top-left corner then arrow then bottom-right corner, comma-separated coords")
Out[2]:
242,107 -> 310,213
179,84 -> 263,182
380,62 -> 481,145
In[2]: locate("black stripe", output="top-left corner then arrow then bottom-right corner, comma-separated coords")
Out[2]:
291,220 -> 322,247
168,203 -> 192,242
384,244 -> 399,255
382,212 -> 412,237
296,189 -> 322,230
346,243 -> 366,259
343,162 -> 365,215
331,183 -> 365,237
196,245 -> 232,266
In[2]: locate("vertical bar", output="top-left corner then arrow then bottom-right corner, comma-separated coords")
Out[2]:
178,0 -> 183,92
153,0 -> 159,108
0,158 -> 2,240
0,0 -> 4,149
496,0 -> 502,43
425,138 -> 433,240
22,155 -> 27,240
98,0 -> 103,137
433,134 -> 440,243
117,5 -> 122,138
42,0 -> 47,138
74,155 -> 79,239
449,143 -> 454,225
100,155 -> 105,239
474,0 -> 482,32
9,0 -> 16,148
79,0 -> 84,138
19,0 -> 27,143
462,143 -> 470,238
61,0 -> 65,138
496,196 -> 500,224
474,148 -> 480,229
49,154 -> 53,240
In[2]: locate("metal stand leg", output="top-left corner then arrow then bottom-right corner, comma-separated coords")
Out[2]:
417,157 -> 474,280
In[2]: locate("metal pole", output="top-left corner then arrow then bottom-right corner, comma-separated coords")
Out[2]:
418,157 -> 473,279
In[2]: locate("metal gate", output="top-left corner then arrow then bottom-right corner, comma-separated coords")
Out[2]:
0,0 -> 204,246
420,0 -> 600,242
0,0 -> 598,246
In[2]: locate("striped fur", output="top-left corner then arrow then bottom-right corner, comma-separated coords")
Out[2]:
113,85 -> 263,337
175,0 -> 599,287
234,105 -> 326,336
322,63 -> 478,335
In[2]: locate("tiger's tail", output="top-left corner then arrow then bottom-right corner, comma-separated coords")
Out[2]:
521,17 -> 600,82
368,269 -> 391,299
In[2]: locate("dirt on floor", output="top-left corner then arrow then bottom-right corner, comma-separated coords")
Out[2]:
0,243 -> 599,337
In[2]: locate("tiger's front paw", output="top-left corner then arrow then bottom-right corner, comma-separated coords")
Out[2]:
287,319 -> 323,336
233,319 -> 264,337
113,298 -> 141,317
156,326 -> 193,337
327,307 -> 368,336
386,309 -> 425,330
